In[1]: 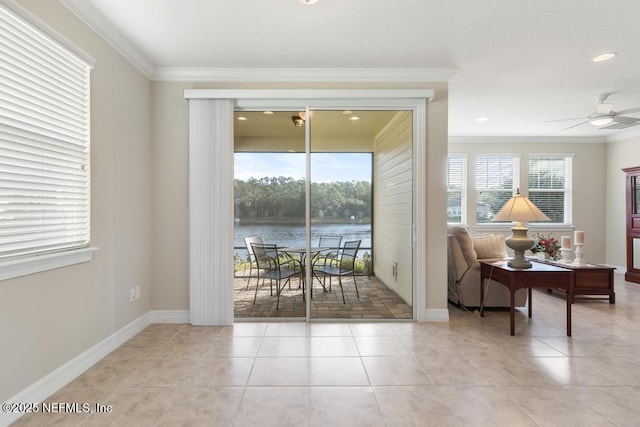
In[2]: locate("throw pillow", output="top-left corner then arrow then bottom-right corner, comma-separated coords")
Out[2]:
472,234 -> 508,259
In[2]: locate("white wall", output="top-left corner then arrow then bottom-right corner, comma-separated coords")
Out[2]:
606,135 -> 640,269
373,111 -> 414,304
449,139 -> 608,263
0,0 -> 152,402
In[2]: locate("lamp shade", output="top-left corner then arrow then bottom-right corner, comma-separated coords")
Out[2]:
491,189 -> 549,268
492,190 -> 550,223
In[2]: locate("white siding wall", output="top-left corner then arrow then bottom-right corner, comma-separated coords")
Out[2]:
373,111 -> 413,305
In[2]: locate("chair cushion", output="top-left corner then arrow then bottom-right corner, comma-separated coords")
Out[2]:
472,234 -> 508,259
447,226 -> 477,267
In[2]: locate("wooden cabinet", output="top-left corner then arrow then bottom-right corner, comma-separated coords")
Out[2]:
623,166 -> 640,284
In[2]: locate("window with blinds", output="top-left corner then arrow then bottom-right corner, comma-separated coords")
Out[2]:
447,155 -> 466,223
528,155 -> 573,223
0,4 -> 91,259
475,155 -> 519,223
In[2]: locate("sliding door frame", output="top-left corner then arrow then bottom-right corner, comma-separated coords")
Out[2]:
184,89 -> 432,324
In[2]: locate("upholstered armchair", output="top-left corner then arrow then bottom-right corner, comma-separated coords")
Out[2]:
447,225 -> 527,308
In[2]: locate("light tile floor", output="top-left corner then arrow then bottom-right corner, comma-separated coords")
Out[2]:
13,273 -> 640,426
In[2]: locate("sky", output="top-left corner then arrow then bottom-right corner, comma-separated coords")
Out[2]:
234,152 -> 372,183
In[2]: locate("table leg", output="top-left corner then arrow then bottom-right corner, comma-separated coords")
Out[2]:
566,294 -> 571,336
480,277 -> 485,317
567,275 -> 573,336
510,290 -> 515,336
528,287 -> 532,318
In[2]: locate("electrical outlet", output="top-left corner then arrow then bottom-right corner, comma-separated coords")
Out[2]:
135,286 -> 141,300
130,288 -> 136,302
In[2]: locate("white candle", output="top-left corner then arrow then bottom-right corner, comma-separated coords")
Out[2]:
561,236 -> 571,249
574,230 -> 584,245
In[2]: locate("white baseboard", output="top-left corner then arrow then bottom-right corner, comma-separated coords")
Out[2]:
0,312 -> 151,427
150,309 -> 190,323
422,308 -> 450,322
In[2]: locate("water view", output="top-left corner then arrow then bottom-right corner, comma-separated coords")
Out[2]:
234,223 -> 372,259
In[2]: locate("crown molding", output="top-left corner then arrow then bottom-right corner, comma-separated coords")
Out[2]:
59,0 -> 154,77
55,1 -> 458,84
448,135 -> 607,144
152,67 -> 458,82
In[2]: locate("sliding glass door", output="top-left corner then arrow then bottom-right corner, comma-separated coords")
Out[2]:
309,109 -> 413,320
233,106 -> 414,320
233,110 -> 307,319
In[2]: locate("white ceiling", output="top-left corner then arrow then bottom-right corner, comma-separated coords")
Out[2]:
61,0 -> 640,139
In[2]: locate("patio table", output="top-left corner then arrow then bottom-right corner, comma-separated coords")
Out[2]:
280,246 -> 324,296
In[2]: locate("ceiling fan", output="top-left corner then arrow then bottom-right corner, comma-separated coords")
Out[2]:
546,94 -> 640,130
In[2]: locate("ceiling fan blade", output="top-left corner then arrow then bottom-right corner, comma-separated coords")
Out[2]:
561,120 -> 589,131
599,116 -> 640,129
616,107 -> 640,115
544,117 -> 586,123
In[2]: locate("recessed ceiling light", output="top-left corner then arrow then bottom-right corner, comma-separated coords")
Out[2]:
263,111 -> 274,115
592,52 -> 617,63
476,117 -> 489,122
297,0 -> 319,4
237,116 -> 248,121
349,116 -> 360,121
342,110 -> 353,115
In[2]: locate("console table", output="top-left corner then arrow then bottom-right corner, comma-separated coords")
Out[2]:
532,259 -> 615,303
480,260 -> 574,336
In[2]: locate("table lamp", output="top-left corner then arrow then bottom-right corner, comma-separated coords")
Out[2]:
491,189 -> 550,268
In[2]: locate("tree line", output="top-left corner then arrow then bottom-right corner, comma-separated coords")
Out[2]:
234,177 -> 371,221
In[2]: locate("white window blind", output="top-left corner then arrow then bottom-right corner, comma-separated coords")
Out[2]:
447,155 -> 466,223
475,155 -> 519,223
0,4 -> 91,259
528,155 -> 573,223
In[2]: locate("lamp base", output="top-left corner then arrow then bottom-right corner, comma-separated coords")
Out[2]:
505,224 -> 533,269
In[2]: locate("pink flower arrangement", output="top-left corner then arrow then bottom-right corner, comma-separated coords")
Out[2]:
530,233 -> 560,260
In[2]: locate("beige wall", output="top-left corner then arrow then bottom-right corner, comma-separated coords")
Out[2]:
373,111 -> 414,304
0,0 -> 152,401
449,140 -> 608,263
425,88 -> 449,311
606,135 -> 640,269
150,82 -> 190,310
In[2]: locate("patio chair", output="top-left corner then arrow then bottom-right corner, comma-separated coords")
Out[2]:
312,235 -> 342,292
243,236 -> 264,291
312,239 -> 361,304
317,235 -> 342,263
251,243 -> 303,309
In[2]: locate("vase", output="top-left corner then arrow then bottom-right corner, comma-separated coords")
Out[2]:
536,252 -> 547,260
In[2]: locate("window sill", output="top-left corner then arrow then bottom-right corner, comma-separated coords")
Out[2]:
472,223 -> 574,234
0,247 -> 98,281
